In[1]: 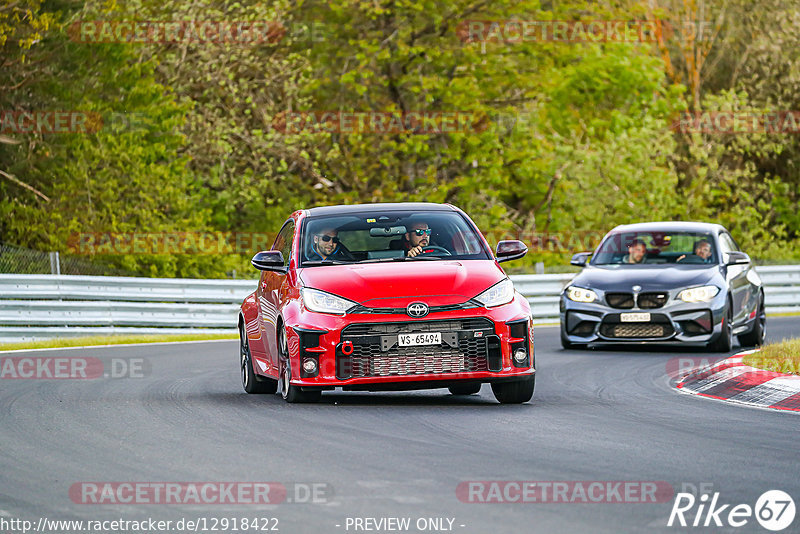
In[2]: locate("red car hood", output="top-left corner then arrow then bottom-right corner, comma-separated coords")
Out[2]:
299,260 -> 506,307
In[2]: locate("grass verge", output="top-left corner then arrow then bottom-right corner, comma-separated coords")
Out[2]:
743,338 -> 800,376
0,333 -> 238,352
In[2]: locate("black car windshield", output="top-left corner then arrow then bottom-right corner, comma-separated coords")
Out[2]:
299,210 -> 491,266
591,231 -> 717,265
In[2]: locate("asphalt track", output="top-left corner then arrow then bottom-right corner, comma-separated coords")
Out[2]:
1,318 -> 799,534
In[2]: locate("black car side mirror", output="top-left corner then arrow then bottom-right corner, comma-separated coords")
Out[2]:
725,251 -> 751,265
570,252 -> 592,267
252,251 -> 286,272
496,240 -> 527,263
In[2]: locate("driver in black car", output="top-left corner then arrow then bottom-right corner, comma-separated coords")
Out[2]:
404,221 -> 432,257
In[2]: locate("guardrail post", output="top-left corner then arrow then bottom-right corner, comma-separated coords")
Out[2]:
49,251 -> 61,275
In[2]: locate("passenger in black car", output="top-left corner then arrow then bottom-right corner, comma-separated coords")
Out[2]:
677,239 -> 713,263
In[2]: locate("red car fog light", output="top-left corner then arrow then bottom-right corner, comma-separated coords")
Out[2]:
302,358 -> 318,374
507,319 -> 531,368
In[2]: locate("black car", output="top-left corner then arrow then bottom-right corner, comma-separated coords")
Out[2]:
560,222 -> 766,351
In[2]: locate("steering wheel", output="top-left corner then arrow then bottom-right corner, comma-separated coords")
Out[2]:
416,245 -> 451,256
677,254 -> 706,264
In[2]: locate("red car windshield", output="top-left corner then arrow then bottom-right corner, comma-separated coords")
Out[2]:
300,211 -> 491,265
592,231 -> 717,265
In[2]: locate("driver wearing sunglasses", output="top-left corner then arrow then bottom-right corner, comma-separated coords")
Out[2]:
308,227 -> 350,261
405,222 -> 432,258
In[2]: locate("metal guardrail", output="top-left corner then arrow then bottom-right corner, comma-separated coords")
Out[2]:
1,266 -> 798,343
0,275 -> 256,343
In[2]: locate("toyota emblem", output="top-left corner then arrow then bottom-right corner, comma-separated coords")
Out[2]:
632,285 -> 642,292
406,302 -> 429,318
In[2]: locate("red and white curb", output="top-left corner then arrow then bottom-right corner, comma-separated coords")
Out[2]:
675,349 -> 800,413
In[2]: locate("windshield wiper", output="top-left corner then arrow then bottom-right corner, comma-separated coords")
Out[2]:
302,260 -> 351,266
356,255 -> 445,263
357,257 -> 408,263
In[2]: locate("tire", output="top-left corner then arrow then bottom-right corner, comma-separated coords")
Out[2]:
448,383 -> 482,396
240,325 -> 277,394
491,375 -> 535,404
278,326 -> 321,403
738,292 -> 766,347
709,300 -> 733,353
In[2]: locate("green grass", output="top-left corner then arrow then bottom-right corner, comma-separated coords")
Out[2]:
743,338 -> 800,376
766,311 -> 800,318
0,333 -> 238,351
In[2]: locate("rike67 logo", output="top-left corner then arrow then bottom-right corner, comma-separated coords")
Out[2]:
668,490 -> 795,531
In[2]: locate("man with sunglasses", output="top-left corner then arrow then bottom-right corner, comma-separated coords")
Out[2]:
308,227 -> 352,261
405,222 -> 432,258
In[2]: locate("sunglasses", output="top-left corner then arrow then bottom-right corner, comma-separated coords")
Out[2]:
317,235 -> 340,243
412,229 -> 432,236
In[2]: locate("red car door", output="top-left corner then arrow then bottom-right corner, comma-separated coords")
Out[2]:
259,220 -> 295,373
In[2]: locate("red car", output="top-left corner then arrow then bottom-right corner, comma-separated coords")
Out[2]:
238,203 -> 535,403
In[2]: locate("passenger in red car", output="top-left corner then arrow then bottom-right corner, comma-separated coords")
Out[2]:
308,227 -> 351,261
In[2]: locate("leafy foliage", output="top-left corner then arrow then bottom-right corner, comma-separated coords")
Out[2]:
1,0 -> 798,277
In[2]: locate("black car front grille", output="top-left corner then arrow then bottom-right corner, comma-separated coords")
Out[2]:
599,313 -> 675,339
606,293 -> 635,309
637,292 -> 668,309
600,323 -> 673,338
606,292 -> 668,309
338,318 -> 496,379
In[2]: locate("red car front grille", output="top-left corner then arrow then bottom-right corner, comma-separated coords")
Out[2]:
338,319 -> 496,379
371,349 -> 466,376
349,342 -> 486,377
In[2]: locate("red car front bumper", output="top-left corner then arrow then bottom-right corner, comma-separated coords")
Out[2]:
283,294 -> 534,390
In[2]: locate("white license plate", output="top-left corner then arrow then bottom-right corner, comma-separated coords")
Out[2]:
621,312 -> 651,322
398,332 -> 442,346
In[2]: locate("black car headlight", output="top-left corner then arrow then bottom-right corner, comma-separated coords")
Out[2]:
677,285 -> 720,303
565,286 -> 598,303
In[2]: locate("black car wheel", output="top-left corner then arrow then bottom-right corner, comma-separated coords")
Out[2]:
278,326 -> 321,403
738,292 -> 766,347
491,375 -> 535,404
448,383 -> 482,396
709,300 -> 733,353
240,325 -> 277,394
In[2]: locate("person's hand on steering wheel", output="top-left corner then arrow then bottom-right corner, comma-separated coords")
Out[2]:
408,245 -> 451,257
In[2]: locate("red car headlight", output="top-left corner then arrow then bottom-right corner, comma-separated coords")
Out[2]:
301,287 -> 358,315
474,278 -> 515,308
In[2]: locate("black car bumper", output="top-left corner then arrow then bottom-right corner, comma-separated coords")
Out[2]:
559,291 -> 728,346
